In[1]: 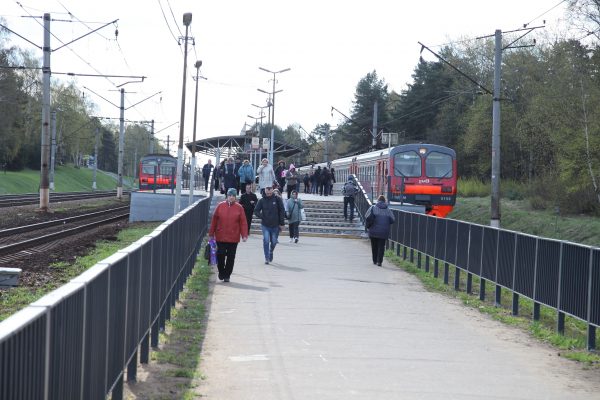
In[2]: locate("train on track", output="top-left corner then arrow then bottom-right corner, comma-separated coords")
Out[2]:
298,143 -> 457,217
138,154 -> 177,190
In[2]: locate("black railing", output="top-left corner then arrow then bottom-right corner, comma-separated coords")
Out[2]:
387,211 -> 599,350
0,195 -> 211,400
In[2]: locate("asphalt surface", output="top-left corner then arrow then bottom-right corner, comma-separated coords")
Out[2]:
196,233 -> 600,399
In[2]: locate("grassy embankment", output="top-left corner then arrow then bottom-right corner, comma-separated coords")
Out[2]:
0,164 -> 135,194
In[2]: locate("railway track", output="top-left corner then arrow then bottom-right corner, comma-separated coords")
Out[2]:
0,206 -> 130,264
0,190 -> 130,208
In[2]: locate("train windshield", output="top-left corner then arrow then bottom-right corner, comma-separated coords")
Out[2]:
141,160 -> 158,175
394,151 -> 421,177
159,161 -> 175,176
425,152 -> 453,178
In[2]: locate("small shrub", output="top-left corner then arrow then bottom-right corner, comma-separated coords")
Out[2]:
458,178 -> 489,197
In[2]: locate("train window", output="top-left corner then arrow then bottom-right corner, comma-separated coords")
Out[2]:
394,151 -> 421,177
141,160 -> 158,174
160,161 -> 176,175
426,152 -> 453,178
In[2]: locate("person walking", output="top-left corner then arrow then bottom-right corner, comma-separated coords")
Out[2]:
274,160 -> 287,192
286,190 -> 303,243
285,164 -> 299,199
254,185 -> 285,264
364,195 -> 395,267
342,176 -> 359,222
237,159 -> 254,194
239,183 -> 258,236
256,158 -> 276,197
201,159 -> 214,191
208,188 -> 248,282
222,157 -> 237,193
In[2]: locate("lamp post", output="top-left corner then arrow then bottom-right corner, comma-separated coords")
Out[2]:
258,67 -> 290,165
175,12 -> 192,214
189,60 -> 204,205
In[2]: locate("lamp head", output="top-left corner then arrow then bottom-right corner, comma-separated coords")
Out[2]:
195,60 -> 202,69
183,13 -> 192,26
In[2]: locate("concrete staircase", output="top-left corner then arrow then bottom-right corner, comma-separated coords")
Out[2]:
250,198 -> 365,238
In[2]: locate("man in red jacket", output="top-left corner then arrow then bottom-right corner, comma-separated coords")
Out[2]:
208,188 -> 248,282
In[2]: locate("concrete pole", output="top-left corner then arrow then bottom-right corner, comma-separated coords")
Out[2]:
93,127 -> 98,190
175,13 -> 192,214
189,60 -> 202,205
324,126 -> 329,162
39,13 -> 51,211
372,101 -> 378,148
150,119 -> 155,154
50,111 -> 56,190
117,88 -> 125,199
491,29 -> 502,228
269,81 -> 276,165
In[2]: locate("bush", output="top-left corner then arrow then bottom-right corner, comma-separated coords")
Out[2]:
502,180 -> 527,201
458,178 -> 489,197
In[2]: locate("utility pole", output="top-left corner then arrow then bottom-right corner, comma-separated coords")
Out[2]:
50,110 -> 57,190
258,67 -> 290,165
491,29 -> 502,228
372,101 -> 378,149
93,127 -> 99,190
40,13 -> 51,210
150,119 -> 155,154
324,126 -> 330,162
175,12 -> 192,214
117,88 -> 125,199
189,60 -> 203,206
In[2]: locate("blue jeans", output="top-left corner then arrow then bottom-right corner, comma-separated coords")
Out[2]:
260,224 -> 280,260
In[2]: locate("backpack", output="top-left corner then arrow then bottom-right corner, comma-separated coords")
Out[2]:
365,207 -> 376,229
343,182 -> 358,196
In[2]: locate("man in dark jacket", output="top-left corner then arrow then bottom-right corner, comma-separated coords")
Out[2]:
254,185 -> 285,264
365,195 -> 395,266
202,159 -> 214,191
342,176 -> 359,222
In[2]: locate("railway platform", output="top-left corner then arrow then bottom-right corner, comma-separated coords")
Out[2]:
195,231 -> 600,399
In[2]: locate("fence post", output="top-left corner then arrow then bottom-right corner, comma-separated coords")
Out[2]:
479,278 -> 486,301
495,285 -> 502,307
466,273 -> 473,294
454,268 -> 460,291
444,262 -> 449,285
434,259 -> 439,278
425,255 -> 430,273
588,325 -> 596,351
512,293 -> 519,315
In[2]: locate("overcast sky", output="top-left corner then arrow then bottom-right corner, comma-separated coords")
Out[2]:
2,0 -> 568,157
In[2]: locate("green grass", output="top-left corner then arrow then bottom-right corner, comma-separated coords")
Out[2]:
0,164 -> 135,194
0,223 -> 158,321
449,196 -> 600,247
146,256 -> 211,399
385,247 -> 600,367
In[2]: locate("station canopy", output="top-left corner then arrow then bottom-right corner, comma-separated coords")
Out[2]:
185,134 -> 303,161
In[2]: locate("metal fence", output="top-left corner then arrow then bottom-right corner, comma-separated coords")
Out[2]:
0,196 -> 211,400
351,174 -> 599,350
387,211 -> 599,351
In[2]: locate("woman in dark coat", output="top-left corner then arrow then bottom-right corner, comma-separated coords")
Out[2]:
365,195 -> 395,266
239,183 -> 258,235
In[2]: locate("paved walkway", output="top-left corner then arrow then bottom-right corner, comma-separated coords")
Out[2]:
195,232 -> 600,399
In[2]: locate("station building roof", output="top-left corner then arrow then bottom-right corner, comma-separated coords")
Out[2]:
185,134 -> 303,160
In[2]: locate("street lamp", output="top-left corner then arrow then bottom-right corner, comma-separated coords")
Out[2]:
258,67 -> 290,165
175,12 -> 192,214
189,59 -> 204,204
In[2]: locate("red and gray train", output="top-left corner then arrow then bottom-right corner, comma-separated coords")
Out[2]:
298,144 -> 457,218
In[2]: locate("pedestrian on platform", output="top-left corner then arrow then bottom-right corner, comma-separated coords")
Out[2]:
254,185 -> 285,264
274,160 -> 287,191
342,176 -> 359,222
364,194 -> 395,267
238,159 -> 254,194
208,188 -> 248,282
286,190 -> 303,243
222,157 -> 237,193
201,159 -> 214,191
239,183 -> 258,236
256,158 -> 276,197
285,164 -> 299,199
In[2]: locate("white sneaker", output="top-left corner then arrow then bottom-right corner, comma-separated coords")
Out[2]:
289,238 -> 294,243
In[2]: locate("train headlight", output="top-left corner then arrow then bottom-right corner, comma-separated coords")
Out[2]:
441,186 -> 453,193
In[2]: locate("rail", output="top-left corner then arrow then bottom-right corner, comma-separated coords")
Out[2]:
0,195 -> 212,399
0,190 -> 130,208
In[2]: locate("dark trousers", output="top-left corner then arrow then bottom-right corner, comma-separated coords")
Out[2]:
370,237 -> 386,265
216,242 -> 238,279
343,196 -> 355,220
286,184 -> 296,199
204,176 -> 209,191
245,211 -> 254,235
288,221 -> 300,238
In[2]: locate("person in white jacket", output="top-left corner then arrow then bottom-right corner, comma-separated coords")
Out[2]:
256,158 -> 276,197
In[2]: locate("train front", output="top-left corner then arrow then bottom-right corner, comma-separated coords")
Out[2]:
387,144 -> 457,218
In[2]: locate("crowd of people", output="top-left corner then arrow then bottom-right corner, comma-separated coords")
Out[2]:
206,156 -> 394,282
